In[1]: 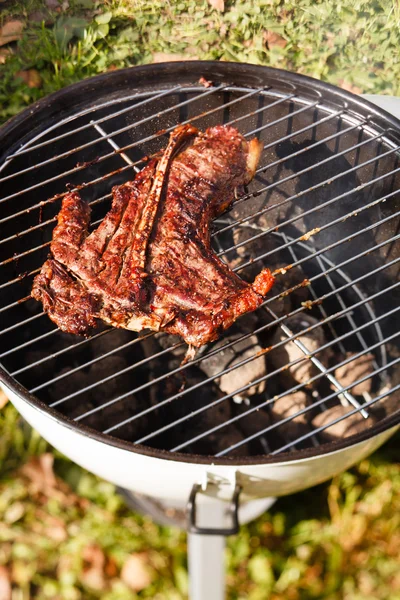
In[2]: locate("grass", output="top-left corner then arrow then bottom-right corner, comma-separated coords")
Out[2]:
0,400 -> 399,599
0,0 -> 399,123
0,0 -> 400,598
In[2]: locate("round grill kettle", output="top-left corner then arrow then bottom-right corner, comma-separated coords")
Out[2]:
0,62 -> 399,599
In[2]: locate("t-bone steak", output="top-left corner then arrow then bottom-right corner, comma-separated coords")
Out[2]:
32,124 -> 275,347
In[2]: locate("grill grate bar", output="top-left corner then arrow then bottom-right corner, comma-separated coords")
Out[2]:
31,231 -> 397,400
0,117 -> 360,252
285,234 -> 381,408
0,327 -> 60,359
0,93 -> 332,223
283,232 -> 348,356
255,110 -> 346,152
0,268 -> 41,293
217,130 -> 383,249
243,100 -> 319,138
137,314 -> 400,447
0,191 -> 110,252
29,332 -> 159,392
269,212 -> 400,283
228,93 -> 296,126
314,252 -> 380,373
271,379 -> 400,456
232,179 -> 400,275
0,311 -> 44,336
92,123 -> 137,169
0,196 -> 111,290
0,130 -> 393,275
5,87 -> 184,160
217,145 -> 399,251
2,203 -> 398,366
0,160 -> 143,225
0,84 -> 230,209
0,87 -> 182,183
11,329 -> 110,376
99,276 -> 399,433
264,304 -> 368,417
215,353 -> 400,457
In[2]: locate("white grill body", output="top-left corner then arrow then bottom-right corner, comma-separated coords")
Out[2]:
4,385 -> 398,502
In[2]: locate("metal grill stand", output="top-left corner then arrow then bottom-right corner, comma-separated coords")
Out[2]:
118,484 -> 276,600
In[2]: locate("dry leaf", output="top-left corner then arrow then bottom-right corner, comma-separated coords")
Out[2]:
263,30 -> 287,50
105,557 -> 118,578
19,453 -> 88,508
0,566 -> 11,600
0,48 -> 11,64
20,453 -> 57,493
0,20 -> 24,46
121,553 -> 152,592
81,545 -> 106,591
4,502 -> 24,524
208,0 -> 224,11
45,0 -> 61,8
338,80 -> 362,95
15,69 -> 42,89
152,52 -> 197,63
44,516 -> 68,542
0,389 -> 9,409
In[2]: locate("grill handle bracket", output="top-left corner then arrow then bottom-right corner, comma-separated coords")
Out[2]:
187,483 -> 241,535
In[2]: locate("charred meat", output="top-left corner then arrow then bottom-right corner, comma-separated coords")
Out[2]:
32,124 -> 274,347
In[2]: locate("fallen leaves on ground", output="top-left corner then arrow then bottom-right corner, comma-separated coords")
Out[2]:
121,553 -> 153,592
81,544 -> 106,591
14,69 -> 42,89
263,30 -> 287,50
208,0 -> 224,12
338,80 -> 362,95
19,453 -> 89,509
0,21 -> 24,46
0,566 -> 11,600
152,52 -> 198,63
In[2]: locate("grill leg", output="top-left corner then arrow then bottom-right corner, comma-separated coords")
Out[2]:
188,499 -> 227,600
188,533 -> 225,600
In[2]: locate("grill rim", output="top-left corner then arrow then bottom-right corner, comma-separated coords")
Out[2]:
0,60 -> 399,465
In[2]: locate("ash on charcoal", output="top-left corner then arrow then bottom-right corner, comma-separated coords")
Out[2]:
230,400 -> 274,455
312,404 -> 375,442
271,391 -> 312,442
269,314 -> 330,388
137,362 -> 256,457
199,331 -> 267,402
333,352 -> 375,396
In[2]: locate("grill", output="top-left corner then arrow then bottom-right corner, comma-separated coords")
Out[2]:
1,60 -> 400,600
1,61 -> 399,463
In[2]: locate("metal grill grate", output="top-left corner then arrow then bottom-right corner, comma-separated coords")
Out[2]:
0,71 -> 399,459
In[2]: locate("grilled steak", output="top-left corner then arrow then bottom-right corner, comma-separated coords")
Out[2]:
32,124 -> 275,347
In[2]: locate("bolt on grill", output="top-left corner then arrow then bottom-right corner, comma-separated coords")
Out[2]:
0,76 -> 399,459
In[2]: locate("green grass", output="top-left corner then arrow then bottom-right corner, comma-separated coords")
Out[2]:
0,0 -> 399,123
1,401 -> 399,599
0,1 -> 400,597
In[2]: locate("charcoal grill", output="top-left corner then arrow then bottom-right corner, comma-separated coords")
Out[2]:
0,62 -> 399,599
